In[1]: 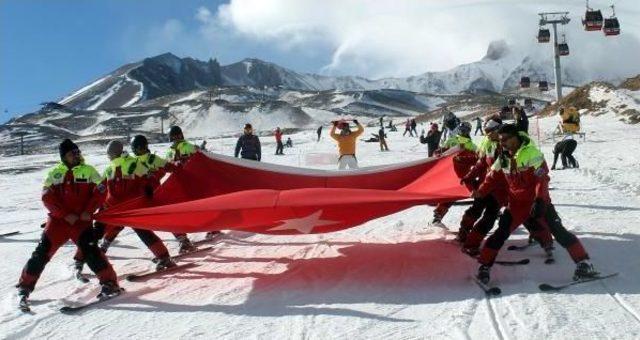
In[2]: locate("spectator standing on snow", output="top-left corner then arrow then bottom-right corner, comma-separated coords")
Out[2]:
514,106 -> 529,133
442,109 -> 461,142
410,119 -> 418,136
285,137 -> 293,148
474,116 -> 483,136
330,119 -> 364,170
379,126 -> 389,151
403,119 -> 414,137
551,138 -> 578,170
420,123 -> 442,157
274,127 -> 284,155
235,123 -> 261,161
317,126 -> 323,142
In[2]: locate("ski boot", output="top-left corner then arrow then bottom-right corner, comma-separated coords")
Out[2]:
477,264 -> 491,284
177,235 -> 196,254
97,281 -> 122,300
573,260 -> 599,281
154,256 -> 177,271
74,260 -> 89,283
205,231 -> 221,240
18,288 -> 31,312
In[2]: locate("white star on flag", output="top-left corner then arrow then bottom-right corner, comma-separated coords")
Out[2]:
268,210 -> 339,234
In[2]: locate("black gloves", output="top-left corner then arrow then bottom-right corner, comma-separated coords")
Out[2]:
530,198 -> 545,218
353,119 -> 359,125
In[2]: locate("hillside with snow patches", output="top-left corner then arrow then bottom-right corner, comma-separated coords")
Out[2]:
0,86 -> 447,156
1,110 -> 640,338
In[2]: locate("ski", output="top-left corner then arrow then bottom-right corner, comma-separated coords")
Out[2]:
472,276 -> 501,296
0,231 -> 20,238
192,232 -> 225,246
463,250 -> 529,266
539,272 -> 619,292
507,240 -> 536,251
495,258 -> 530,266
59,288 -> 124,314
171,245 -> 215,261
126,262 -> 198,282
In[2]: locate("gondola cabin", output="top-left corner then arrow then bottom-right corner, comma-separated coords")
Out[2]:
558,43 -> 570,56
537,28 -> 550,43
603,17 -> 620,36
582,9 -> 603,31
520,76 -> 531,88
538,81 -> 549,91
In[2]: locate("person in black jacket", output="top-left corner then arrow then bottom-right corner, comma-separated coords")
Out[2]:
420,123 -> 442,157
513,106 -> 529,133
551,138 -> 578,170
235,123 -> 261,161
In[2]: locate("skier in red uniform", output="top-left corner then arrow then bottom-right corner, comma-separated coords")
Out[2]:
17,139 -> 120,308
473,124 -> 597,283
74,140 -> 176,277
459,118 -> 553,258
431,122 -> 478,226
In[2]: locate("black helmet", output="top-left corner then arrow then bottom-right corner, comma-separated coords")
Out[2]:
169,126 -> 183,137
458,121 -> 472,135
130,134 -> 148,152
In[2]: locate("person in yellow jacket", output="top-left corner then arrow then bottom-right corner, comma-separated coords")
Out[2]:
330,119 -> 364,170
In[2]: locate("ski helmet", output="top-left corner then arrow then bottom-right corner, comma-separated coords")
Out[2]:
130,135 -> 149,152
458,121 -> 472,135
106,140 -> 123,159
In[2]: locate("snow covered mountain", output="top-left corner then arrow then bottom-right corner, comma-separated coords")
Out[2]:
55,41 -> 625,112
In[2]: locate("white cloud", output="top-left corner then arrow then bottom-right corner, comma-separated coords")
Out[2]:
209,0 -> 640,79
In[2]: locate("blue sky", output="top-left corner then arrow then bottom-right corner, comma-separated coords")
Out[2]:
0,0 -> 333,122
2,0 -> 638,123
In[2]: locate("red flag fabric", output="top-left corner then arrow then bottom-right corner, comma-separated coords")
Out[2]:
96,151 -> 470,234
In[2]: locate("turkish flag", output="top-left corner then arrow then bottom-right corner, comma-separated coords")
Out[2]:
96,150 -> 469,234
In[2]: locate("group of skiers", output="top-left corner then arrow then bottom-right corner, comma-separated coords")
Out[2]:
16,111 -> 592,308
430,113 -> 596,284
16,125 -> 222,308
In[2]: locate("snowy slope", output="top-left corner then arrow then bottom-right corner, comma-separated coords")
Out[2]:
1,112 -> 640,339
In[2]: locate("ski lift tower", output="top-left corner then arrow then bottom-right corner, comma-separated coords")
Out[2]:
538,11 -> 570,102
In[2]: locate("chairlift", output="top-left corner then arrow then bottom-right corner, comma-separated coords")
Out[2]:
538,81 -> 549,92
582,1 -> 603,31
537,28 -> 551,43
603,5 -> 620,36
558,35 -> 570,56
520,76 -> 531,88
